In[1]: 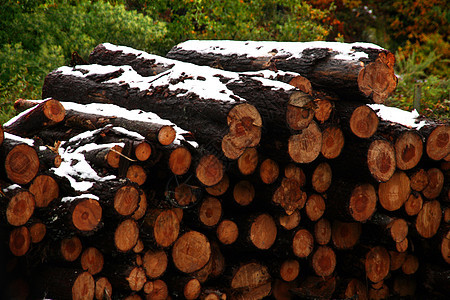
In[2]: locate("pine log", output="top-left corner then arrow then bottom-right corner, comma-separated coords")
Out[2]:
142,249 -> 168,279
423,124 -> 450,161
409,169 -> 429,192
365,246 -> 390,283
394,130 -> 423,170
259,158 -> 279,184
422,168 -> 444,199
320,125 -> 345,159
60,236 -> 83,262
279,259 -> 300,282
278,209 -> 301,230
378,170 -> 411,211
232,180 -> 255,206
95,277 -> 113,300
2,187 -> 35,226
145,279 -> 169,300
314,218 -> 332,246
415,200 -> 442,238
230,262 -> 271,299
311,162 -> 332,193
216,219 -> 239,245
172,231 -> 211,273
80,247 -> 104,275
29,174 -> 59,208
1,134 -> 40,184
89,42 -> 309,134
349,104 -> 379,138
29,221 -> 46,243
237,147 -> 258,175
288,121 -> 322,164
248,213 -> 277,250
167,40 -> 398,103
4,98 -> 65,137
142,209 -> 180,248
272,177 -> 307,215
9,226 -> 31,256
115,218 -> 140,252
198,196 -> 222,227
205,174 -> 229,196
327,181 -> 377,222
168,146 -> 192,175
331,221 -> 361,250
292,228 -> 314,258
305,194 -> 326,221
311,246 -> 336,277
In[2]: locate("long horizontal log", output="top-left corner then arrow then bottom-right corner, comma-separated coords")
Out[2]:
42,63 -> 262,162
166,40 -> 398,103
89,43 -> 312,132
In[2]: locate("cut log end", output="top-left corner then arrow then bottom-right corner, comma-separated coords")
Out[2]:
114,219 -> 139,252
314,218 -> 332,245
272,177 -> 307,215
184,278 -> 201,300
395,131 -> 423,170
5,144 -> 40,184
217,219 -> 239,245
126,165 -> 147,186
107,145 -> 122,168
81,247 -> 104,275
279,209 -> 301,230
158,125 -> 177,146
365,246 -> 390,283
312,246 -> 336,277
332,221 -> 361,250
350,105 -> 379,138
250,214 -> 277,250
288,121 -> 322,163
6,190 -> 35,226
172,231 -> 211,273
127,267 -> 147,291
312,162 -> 332,193
237,147 -> 258,175
321,126 -> 345,159
205,174 -> 229,196
357,52 -> 397,104
153,209 -> 180,248
349,184 -> 377,222
259,158 -> 279,184
72,272 -> 95,300
199,197 -> 222,227
61,236 -> 83,262
95,277 -> 112,300
196,154 -> 224,186
29,174 -> 59,207
143,250 -> 168,279
426,125 -> 450,160
415,200 -> 442,238
367,139 -> 396,182
114,185 -> 140,216
280,259 -> 300,282
9,226 -> 31,256
29,222 -> 46,243
134,141 -> 152,161
378,171 -> 410,211
169,147 -> 192,175
305,194 -> 326,222
72,199 -> 102,232
233,180 -> 255,206
293,229 -> 314,258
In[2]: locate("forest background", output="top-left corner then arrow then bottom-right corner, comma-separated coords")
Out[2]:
0,0 -> 448,124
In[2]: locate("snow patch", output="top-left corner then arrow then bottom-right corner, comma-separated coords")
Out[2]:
368,104 -> 429,129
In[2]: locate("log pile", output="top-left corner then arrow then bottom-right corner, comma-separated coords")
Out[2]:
1,41 -> 449,300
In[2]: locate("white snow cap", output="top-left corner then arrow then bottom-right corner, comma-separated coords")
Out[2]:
175,40 -> 384,61
368,104 -> 429,129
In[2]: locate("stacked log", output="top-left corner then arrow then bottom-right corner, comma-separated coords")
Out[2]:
1,41 -> 449,300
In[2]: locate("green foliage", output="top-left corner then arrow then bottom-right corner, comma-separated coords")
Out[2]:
386,50 -> 449,121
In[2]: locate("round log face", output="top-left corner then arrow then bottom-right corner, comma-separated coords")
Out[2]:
81,247 -> 104,275
349,184 -> 377,222
250,214 -> 277,250
72,272 -> 95,300
216,220 -> 239,245
72,199 -> 102,232
259,158 -> 279,184
288,121 -> 322,164
312,162 -> 332,193
314,218 -> 331,245
378,171 -> 411,211
395,131 -> 423,170
5,144 -> 40,184
350,105 -> 379,138
106,145 -> 122,168
184,278 -> 201,300
365,246 -> 390,283
172,231 -> 211,273
231,262 -> 270,289
143,250 -> 168,279
367,139 -> 396,182
312,246 -> 336,277
44,99 -> 66,122
415,200 -> 442,238
169,147 -> 192,175
196,154 -> 224,187
95,277 -> 112,300
9,226 -> 31,256
233,180 -> 255,206
280,260 -> 300,282
29,174 -> 59,207
426,125 -> 450,160
153,209 -> 180,248
205,174 -> 229,196
238,147 -> 258,175
6,190 -> 35,226
292,229 -> 314,258
61,236 -> 82,262
199,197 -> 222,227
158,125 -> 177,146
321,126 -> 345,159
29,222 -> 46,243
114,219 -> 139,252
441,230 -> 450,264
422,168 -> 444,199
332,221 -> 361,250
